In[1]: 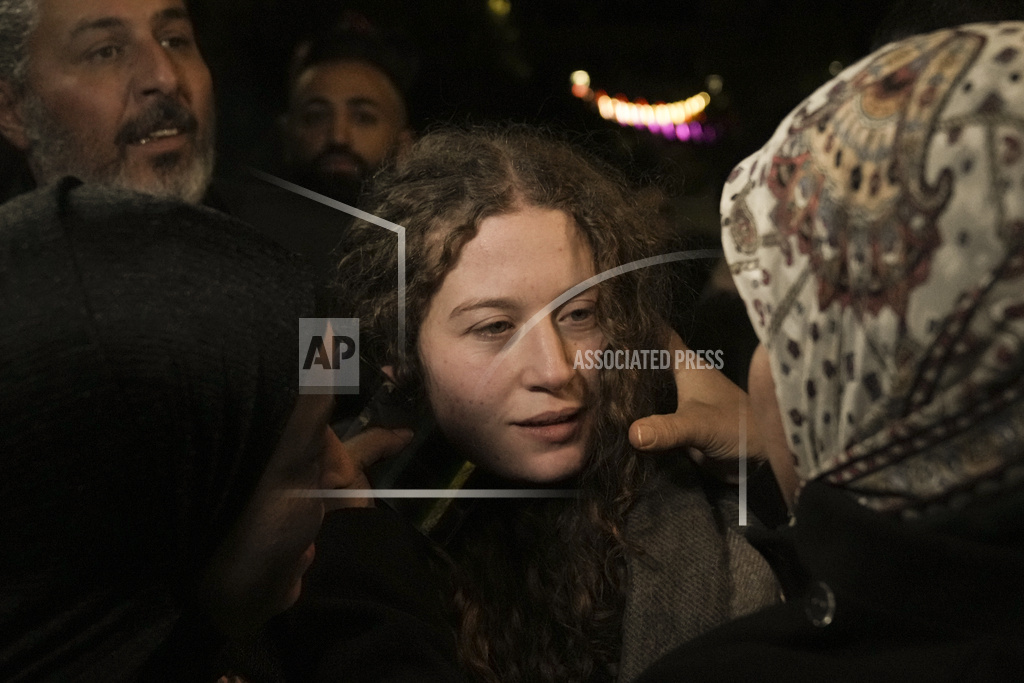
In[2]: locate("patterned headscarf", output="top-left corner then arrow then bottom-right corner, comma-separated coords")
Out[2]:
722,22 -> 1024,519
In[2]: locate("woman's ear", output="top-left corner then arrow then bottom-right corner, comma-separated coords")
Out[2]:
381,365 -> 396,382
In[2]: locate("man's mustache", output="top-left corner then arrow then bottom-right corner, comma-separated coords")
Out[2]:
115,96 -> 198,146
313,144 -> 369,177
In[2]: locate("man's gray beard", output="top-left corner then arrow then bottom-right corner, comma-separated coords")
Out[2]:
21,92 -> 215,204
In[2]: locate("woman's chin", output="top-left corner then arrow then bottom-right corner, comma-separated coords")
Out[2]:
480,446 -> 587,485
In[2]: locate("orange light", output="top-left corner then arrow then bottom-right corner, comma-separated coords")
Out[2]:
569,73 -> 715,141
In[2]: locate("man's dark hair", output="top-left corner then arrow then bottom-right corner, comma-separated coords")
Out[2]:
288,25 -> 417,121
0,0 -> 38,89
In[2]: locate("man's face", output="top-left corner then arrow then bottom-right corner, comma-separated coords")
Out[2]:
282,60 -> 411,202
7,0 -> 215,203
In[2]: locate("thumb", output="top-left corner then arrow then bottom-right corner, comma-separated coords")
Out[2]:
342,426 -> 414,470
630,402 -> 759,461
630,410 -> 708,452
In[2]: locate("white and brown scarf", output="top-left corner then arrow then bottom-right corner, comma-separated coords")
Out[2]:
722,22 -> 1024,520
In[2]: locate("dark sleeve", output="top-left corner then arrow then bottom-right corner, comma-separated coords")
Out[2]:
277,507 -> 467,683
634,482 -> 1024,683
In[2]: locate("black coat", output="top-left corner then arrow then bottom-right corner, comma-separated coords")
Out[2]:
636,480 -> 1024,682
269,508 -> 466,683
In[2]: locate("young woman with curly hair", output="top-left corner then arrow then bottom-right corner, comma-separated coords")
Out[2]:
334,125 -> 777,683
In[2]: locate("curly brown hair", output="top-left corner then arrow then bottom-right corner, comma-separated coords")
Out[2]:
334,125 -> 679,682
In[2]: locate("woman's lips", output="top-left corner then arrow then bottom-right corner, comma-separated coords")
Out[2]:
512,408 -> 583,444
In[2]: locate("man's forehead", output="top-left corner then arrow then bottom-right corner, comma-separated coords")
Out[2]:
35,0 -> 191,35
294,60 -> 405,110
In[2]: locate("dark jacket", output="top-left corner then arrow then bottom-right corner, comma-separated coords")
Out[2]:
238,508 -> 467,683
635,480 -> 1024,682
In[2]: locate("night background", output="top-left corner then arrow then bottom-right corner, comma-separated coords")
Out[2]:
2,1 -> 1014,232
191,0 -> 915,238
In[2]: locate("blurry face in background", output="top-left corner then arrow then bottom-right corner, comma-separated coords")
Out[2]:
282,59 -> 411,202
417,207 -> 606,482
4,0 -> 215,203
203,394 -> 343,638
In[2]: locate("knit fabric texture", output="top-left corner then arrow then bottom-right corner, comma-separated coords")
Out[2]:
617,457 -> 779,682
0,179 -> 315,681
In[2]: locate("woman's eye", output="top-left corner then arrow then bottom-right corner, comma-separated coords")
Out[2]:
473,320 -> 514,337
561,305 -> 596,326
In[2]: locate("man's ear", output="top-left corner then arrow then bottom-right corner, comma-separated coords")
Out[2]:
0,80 -> 30,151
381,365 -> 397,382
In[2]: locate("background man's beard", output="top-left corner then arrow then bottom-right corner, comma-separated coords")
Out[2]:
286,145 -> 383,205
22,93 -> 215,204
289,166 -> 365,205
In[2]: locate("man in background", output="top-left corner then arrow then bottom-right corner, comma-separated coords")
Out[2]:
279,26 -> 414,205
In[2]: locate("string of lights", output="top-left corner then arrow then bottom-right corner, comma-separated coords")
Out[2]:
569,70 -> 719,143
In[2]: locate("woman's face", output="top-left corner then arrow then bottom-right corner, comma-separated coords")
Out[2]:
417,207 -> 606,482
203,393 -> 338,637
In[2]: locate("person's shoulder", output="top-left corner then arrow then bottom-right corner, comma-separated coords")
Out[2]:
629,452 -> 716,537
206,170 -> 353,276
0,177 -> 232,227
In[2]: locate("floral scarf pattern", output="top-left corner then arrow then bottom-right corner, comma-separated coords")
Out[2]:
722,22 -> 1024,518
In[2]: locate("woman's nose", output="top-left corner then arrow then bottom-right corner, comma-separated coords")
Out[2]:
520,320 -> 576,392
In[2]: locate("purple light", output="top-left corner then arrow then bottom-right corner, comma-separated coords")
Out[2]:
661,123 -> 676,140
675,123 -> 691,141
689,121 -> 703,140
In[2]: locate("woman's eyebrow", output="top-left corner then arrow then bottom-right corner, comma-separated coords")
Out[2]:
449,297 -> 520,318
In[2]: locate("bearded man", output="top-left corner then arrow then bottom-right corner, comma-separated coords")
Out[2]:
0,0 -> 215,204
